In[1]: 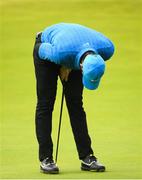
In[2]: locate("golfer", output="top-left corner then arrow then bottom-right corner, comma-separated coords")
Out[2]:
33,23 -> 114,174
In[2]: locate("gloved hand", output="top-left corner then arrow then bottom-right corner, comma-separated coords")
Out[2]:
59,66 -> 71,82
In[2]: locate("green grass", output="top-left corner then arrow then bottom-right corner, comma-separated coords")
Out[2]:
0,0 -> 142,179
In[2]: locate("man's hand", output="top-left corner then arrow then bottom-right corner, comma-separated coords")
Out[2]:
59,66 -> 71,82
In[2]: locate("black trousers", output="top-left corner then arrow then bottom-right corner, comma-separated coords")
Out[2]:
33,34 -> 93,161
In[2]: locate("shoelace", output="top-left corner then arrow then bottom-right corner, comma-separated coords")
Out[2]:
44,158 -> 54,164
82,155 -> 97,166
89,155 -> 97,162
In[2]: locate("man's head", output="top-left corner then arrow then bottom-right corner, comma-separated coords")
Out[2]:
82,54 -> 105,90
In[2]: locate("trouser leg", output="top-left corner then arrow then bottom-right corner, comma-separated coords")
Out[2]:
33,39 -> 60,161
64,70 -> 94,160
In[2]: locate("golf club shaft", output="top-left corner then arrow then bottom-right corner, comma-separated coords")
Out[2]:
55,84 -> 65,163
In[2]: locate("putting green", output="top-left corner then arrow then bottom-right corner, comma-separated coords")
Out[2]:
0,0 -> 142,179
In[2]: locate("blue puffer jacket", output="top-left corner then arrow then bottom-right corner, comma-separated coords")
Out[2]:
38,23 -> 114,69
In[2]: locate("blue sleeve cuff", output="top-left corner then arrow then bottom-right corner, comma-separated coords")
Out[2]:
38,43 -> 53,60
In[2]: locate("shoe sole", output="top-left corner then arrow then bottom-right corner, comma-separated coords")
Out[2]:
40,167 -> 59,174
81,166 -> 105,172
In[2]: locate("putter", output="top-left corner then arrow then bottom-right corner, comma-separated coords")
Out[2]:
55,83 -> 65,163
